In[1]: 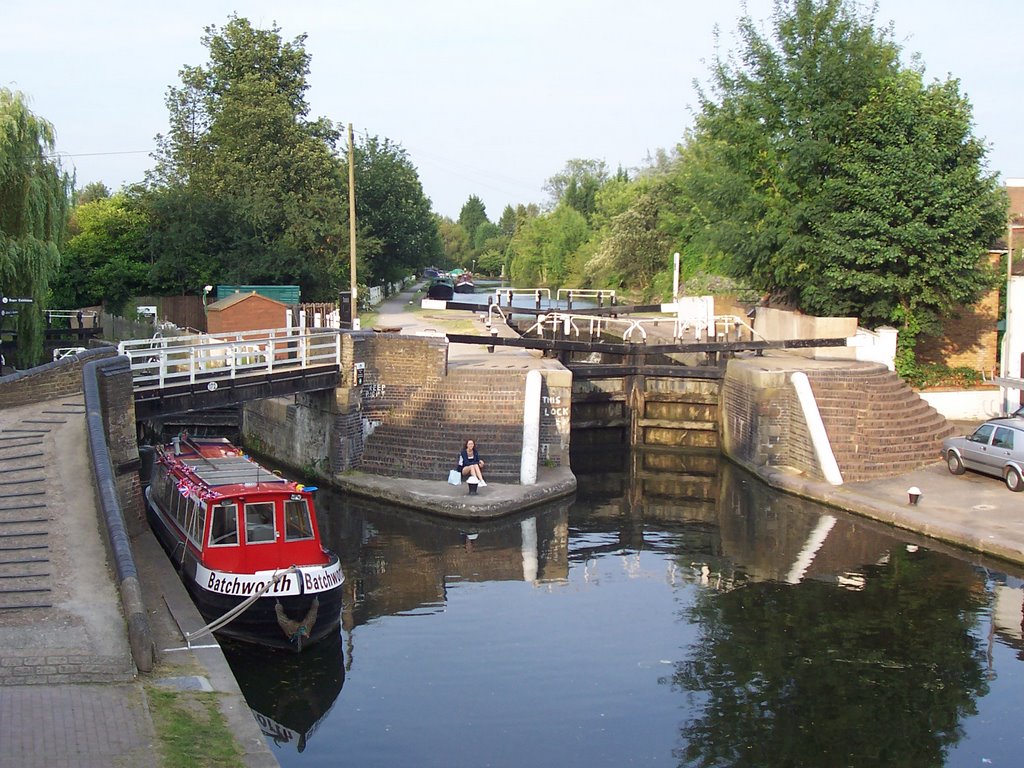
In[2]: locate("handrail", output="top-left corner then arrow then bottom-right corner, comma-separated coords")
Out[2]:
118,327 -> 343,390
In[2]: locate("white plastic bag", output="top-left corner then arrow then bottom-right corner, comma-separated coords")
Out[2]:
448,469 -> 462,485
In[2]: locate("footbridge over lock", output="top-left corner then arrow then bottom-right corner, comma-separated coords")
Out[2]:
118,327 -> 345,421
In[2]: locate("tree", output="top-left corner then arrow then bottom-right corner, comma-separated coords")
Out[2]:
437,217 -> 470,268
350,135 -> 441,287
51,194 -> 150,315
544,159 -> 608,219
508,204 -> 590,286
687,0 -> 1005,363
590,192 -> 670,298
0,89 -> 71,367
74,181 -> 111,207
457,196 -> 489,246
150,16 -> 347,299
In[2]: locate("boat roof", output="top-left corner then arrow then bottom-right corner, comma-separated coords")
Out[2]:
181,455 -> 288,488
161,437 -> 298,494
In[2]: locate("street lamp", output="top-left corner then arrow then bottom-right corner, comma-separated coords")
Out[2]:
202,285 -> 213,315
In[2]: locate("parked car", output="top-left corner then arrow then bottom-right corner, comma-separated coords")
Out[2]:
942,418 -> 1024,491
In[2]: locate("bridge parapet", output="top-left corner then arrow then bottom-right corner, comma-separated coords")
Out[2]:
118,326 -> 343,391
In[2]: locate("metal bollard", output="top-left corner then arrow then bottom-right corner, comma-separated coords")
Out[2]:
488,326 -> 497,353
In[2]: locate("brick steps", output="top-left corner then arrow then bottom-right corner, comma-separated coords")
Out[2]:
807,365 -> 953,481
358,369 -> 529,481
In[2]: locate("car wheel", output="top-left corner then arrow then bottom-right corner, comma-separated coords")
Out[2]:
946,451 -> 965,475
1006,467 -> 1024,492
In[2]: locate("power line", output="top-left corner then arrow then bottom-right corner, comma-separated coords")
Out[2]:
46,149 -> 154,159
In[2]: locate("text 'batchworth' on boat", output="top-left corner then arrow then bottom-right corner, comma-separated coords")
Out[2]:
144,434 -> 344,651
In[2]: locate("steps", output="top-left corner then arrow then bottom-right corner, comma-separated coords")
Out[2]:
358,370 -> 528,482
805,365 -> 954,482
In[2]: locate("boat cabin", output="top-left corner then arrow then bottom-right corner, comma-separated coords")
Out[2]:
149,438 -> 329,574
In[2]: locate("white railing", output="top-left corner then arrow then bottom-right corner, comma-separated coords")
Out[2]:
492,288 -> 552,307
521,311 -> 759,344
555,288 -> 616,306
118,327 -> 342,390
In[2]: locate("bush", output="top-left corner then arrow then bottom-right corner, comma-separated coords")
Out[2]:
900,362 -> 987,390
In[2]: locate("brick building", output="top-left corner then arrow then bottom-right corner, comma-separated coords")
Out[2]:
206,292 -> 287,335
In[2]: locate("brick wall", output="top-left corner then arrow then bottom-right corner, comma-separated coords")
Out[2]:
95,358 -> 146,534
242,332 -> 573,485
0,346 -> 116,409
720,360 -> 821,479
915,257 -> 999,373
207,293 -> 287,334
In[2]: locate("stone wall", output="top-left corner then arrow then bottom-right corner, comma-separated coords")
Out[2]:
720,359 -> 820,479
0,346 -> 116,409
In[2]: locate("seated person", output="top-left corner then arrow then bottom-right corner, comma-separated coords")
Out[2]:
458,439 -> 486,486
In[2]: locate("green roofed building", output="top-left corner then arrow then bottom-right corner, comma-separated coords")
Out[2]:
216,285 -> 301,305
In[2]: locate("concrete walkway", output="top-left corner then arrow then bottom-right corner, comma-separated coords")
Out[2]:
0,397 -> 276,768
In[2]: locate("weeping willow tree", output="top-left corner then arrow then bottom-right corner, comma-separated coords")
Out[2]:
0,88 -> 72,368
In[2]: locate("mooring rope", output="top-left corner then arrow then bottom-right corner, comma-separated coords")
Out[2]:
184,565 -> 299,647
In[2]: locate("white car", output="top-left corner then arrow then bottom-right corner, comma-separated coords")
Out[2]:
942,418 -> 1024,491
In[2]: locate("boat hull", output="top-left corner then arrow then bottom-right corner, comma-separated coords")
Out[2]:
426,282 -> 454,300
146,489 -> 343,651
453,282 -> 475,294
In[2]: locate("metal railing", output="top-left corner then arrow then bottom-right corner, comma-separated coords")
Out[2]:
118,327 -> 343,390
521,312 -> 761,343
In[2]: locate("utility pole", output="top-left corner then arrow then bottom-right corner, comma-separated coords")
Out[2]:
348,123 -> 359,330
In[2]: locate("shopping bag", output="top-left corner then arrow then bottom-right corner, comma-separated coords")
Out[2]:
448,469 -> 462,485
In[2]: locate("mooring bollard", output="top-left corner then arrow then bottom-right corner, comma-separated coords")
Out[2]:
488,326 -> 497,353
467,476 -> 479,495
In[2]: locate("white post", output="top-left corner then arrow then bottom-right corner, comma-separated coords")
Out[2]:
521,369 -> 542,485
672,252 -> 680,301
791,372 -> 843,485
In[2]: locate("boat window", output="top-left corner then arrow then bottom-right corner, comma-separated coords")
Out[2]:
284,498 -> 314,541
190,502 -> 207,546
245,502 -> 276,544
209,503 -> 239,547
184,497 -> 198,543
172,488 -> 186,527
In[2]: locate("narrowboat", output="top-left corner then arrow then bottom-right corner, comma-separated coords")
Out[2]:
454,272 -> 475,293
145,435 -> 343,651
426,276 -> 455,300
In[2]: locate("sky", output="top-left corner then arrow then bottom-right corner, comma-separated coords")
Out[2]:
4,0 -> 1022,220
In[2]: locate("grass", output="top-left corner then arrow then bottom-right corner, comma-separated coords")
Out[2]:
147,685 -> 246,768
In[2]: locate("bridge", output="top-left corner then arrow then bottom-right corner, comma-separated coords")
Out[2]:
118,327 -> 342,420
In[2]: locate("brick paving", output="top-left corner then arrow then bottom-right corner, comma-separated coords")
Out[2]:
0,684 -> 156,768
0,394 -> 278,767
0,399 -> 154,766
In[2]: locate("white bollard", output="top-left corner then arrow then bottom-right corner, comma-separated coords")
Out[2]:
521,369 -> 542,485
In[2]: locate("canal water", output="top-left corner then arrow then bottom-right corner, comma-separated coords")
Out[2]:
221,455 -> 1024,767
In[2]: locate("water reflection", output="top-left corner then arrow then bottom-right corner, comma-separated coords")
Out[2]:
313,488 -> 571,630
221,449 -> 1024,767
220,634 -> 345,754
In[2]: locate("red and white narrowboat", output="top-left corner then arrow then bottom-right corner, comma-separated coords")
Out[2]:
145,435 -> 343,651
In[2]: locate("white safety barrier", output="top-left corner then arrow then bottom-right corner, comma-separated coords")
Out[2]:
521,369 -> 542,485
791,372 -> 843,486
